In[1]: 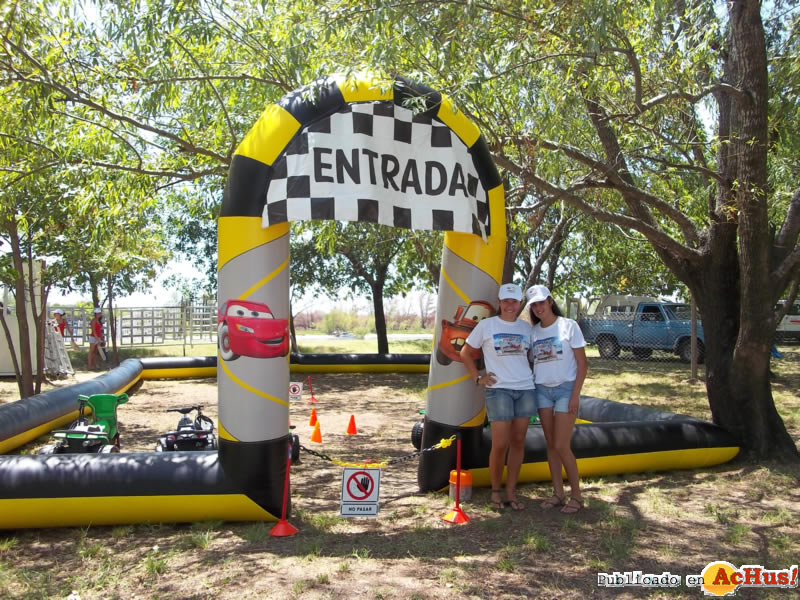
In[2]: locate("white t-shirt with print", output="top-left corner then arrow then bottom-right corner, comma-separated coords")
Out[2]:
465,316 -> 534,390
531,317 -> 586,386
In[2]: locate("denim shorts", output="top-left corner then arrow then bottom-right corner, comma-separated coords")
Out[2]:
485,387 -> 538,422
535,381 -> 575,413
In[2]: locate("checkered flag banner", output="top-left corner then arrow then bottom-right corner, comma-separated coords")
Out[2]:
263,101 -> 489,239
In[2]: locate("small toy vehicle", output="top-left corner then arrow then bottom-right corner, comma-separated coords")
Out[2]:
38,393 -> 129,454
155,406 -> 217,452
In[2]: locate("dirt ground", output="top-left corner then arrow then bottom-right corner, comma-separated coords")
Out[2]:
1,367 -> 799,600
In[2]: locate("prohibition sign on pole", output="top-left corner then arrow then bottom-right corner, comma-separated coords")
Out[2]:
288,381 -> 303,402
340,467 -> 380,517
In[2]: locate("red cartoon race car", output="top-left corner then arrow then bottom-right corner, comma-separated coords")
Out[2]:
218,299 -> 289,361
436,300 -> 494,366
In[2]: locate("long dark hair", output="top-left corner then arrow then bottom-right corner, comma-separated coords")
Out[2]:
529,296 -> 563,325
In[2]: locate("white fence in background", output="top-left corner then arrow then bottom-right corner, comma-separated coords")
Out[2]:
55,304 -> 217,348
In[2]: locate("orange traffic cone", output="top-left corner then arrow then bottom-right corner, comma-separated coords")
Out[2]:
309,407 -> 317,427
346,414 -> 358,435
310,421 -> 322,443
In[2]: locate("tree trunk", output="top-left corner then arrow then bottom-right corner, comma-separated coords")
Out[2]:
700,1 -> 798,460
0,307 -> 23,396
289,311 -> 299,354
7,223 -> 34,398
371,285 -> 389,354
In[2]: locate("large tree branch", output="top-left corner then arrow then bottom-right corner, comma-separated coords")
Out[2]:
775,186 -> 800,256
3,157 -> 225,187
505,134 -> 702,247
5,37 -> 230,165
495,153 -> 700,262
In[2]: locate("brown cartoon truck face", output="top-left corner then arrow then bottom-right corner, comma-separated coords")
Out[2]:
436,300 -> 494,366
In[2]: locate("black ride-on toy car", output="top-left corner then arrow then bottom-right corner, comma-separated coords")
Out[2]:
155,405 -> 218,452
38,393 -> 129,455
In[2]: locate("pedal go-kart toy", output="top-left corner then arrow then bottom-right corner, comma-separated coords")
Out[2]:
38,393 -> 129,454
155,405 -> 218,452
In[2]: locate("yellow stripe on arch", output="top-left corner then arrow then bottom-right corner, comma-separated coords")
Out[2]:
240,256 -> 290,300
218,353 -> 288,407
441,267 -> 472,305
427,373 -> 471,392
217,421 -> 239,442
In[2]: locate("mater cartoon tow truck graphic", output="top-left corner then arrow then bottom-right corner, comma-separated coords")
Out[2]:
218,299 -> 290,361
435,300 -> 494,366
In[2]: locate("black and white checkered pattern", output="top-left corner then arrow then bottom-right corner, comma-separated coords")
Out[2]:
263,102 -> 488,238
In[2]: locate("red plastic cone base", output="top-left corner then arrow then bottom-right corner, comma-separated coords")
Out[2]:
442,506 -> 470,523
269,519 -> 299,537
346,415 -> 357,435
310,422 -> 322,443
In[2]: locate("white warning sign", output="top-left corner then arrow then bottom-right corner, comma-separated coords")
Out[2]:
340,467 -> 381,517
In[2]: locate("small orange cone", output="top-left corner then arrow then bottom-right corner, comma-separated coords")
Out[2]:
309,407 -> 317,427
310,421 -> 322,443
346,414 -> 358,435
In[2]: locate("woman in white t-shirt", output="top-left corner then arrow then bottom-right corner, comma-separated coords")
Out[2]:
527,285 -> 588,514
461,283 -> 535,511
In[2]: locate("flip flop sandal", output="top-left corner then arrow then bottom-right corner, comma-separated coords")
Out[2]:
489,489 -> 505,510
505,498 -> 526,511
560,497 -> 584,514
540,494 -> 565,509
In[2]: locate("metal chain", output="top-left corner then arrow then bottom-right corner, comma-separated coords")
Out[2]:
298,434 -> 455,469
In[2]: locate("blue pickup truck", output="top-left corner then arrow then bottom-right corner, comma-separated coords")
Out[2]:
578,301 -> 704,362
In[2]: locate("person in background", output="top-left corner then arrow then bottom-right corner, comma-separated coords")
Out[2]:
87,308 -> 105,370
527,284 -> 588,514
460,283 -> 536,511
52,309 -> 76,345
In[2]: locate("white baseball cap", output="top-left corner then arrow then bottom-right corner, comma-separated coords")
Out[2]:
93,308 -> 102,314
525,285 -> 551,303
498,283 -> 523,301
53,308 -> 65,315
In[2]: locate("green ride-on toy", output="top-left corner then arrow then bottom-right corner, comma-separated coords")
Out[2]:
38,393 -> 129,455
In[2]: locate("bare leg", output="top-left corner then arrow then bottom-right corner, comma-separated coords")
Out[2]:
504,416 -> 529,509
552,411 -> 582,511
538,407 -> 566,506
488,421 -> 511,507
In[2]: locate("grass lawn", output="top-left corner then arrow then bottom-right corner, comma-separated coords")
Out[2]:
2,340 -> 796,599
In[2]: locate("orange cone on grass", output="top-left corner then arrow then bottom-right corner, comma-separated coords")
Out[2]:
346,414 -> 358,435
310,421 -> 322,443
309,407 -> 318,427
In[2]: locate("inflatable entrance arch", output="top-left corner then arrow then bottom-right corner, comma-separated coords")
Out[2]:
0,75 -> 740,529
218,73 -> 505,497
0,74 -> 505,529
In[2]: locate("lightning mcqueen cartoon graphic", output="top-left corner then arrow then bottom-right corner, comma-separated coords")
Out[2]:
218,299 -> 289,361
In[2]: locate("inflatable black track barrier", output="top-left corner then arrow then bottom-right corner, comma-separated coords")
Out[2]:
416,396 -> 740,492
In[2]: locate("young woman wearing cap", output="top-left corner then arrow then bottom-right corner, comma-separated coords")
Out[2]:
460,283 -> 536,511
52,309 -> 75,342
526,285 -> 588,514
87,309 -> 105,370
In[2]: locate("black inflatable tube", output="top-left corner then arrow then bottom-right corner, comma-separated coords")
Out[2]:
417,396 -> 740,492
0,359 -> 143,453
